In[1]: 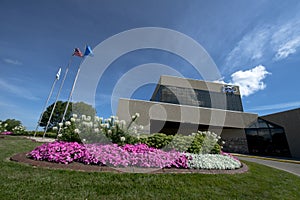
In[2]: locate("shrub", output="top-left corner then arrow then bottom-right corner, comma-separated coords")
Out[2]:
142,133 -> 173,149
56,113 -> 143,144
140,131 -> 223,154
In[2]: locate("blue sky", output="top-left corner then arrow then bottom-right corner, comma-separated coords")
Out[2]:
1,0 -> 300,130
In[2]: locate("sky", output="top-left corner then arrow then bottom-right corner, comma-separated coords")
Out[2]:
1,0 -> 300,130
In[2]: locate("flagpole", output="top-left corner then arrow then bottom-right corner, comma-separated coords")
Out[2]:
43,59 -> 72,138
58,57 -> 84,134
34,69 -> 59,137
58,45 -> 92,135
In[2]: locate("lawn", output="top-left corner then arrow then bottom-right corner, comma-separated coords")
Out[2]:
0,135 -> 299,200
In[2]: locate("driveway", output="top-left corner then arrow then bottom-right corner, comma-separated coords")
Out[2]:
238,156 -> 300,177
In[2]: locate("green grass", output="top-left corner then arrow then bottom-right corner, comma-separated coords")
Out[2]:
0,135 -> 300,200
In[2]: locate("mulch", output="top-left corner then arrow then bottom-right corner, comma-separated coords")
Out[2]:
10,152 -> 249,174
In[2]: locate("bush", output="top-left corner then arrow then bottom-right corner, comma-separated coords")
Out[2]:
0,119 -> 27,135
140,131 -> 223,154
56,113 -> 143,145
142,133 -> 173,149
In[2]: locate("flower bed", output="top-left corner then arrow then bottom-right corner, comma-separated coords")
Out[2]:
27,141 -> 241,170
1,131 -> 13,135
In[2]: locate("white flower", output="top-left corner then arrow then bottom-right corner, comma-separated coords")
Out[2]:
57,133 -> 62,137
74,129 -> 80,134
120,136 -> 126,142
58,123 -> 63,127
86,116 -> 91,121
135,113 -> 140,118
82,138 -> 86,142
70,118 -> 76,122
72,114 -> 78,118
222,141 -> 226,145
4,123 -> 8,127
94,128 -> 99,133
107,130 -> 112,134
52,127 -> 58,131
139,125 -> 144,130
81,115 -> 86,121
65,121 -> 71,126
120,120 -> 126,126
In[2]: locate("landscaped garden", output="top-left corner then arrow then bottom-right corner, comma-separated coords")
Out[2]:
23,113 -> 242,171
1,114 -> 300,199
0,135 -> 299,199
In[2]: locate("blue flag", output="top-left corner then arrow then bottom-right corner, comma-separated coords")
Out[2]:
84,45 -> 93,56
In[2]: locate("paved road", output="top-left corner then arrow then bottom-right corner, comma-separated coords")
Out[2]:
238,156 -> 300,177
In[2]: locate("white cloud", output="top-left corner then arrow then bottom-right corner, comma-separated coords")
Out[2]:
225,16 -> 300,71
225,27 -> 270,71
248,101 -> 300,111
3,58 -> 22,65
231,65 -> 270,97
274,36 -> 300,60
0,78 -> 39,101
216,65 -> 270,97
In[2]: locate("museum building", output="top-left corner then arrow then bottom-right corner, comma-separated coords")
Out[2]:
117,75 -> 298,158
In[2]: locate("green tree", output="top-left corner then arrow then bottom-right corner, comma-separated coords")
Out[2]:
72,101 -> 96,118
3,119 -> 22,131
39,101 -> 96,131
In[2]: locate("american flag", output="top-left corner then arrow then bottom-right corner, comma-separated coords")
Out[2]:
72,48 -> 83,57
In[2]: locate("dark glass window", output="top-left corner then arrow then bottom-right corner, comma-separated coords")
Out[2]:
151,85 -> 243,111
245,118 -> 291,157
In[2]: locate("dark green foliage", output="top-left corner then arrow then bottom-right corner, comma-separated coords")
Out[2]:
58,122 -> 81,143
1,119 -> 22,131
140,132 -> 222,154
142,133 -> 173,149
39,101 -> 96,131
39,101 -> 72,131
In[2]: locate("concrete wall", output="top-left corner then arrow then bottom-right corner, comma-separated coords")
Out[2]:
261,108 -> 300,158
117,98 -> 257,133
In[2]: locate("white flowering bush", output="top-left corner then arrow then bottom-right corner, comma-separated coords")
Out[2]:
12,125 -> 26,135
56,113 -> 143,145
0,119 -> 27,135
185,153 -> 242,169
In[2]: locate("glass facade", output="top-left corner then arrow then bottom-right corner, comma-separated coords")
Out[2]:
245,118 -> 291,157
151,85 -> 243,112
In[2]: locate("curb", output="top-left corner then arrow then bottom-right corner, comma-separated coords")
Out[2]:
232,153 -> 300,164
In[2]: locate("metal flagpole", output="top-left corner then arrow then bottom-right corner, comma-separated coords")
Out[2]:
43,60 -> 72,138
58,45 -> 92,134
34,68 -> 60,137
58,58 -> 84,134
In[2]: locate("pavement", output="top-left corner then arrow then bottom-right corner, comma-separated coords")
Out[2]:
233,154 -> 300,177
26,136 -> 56,143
